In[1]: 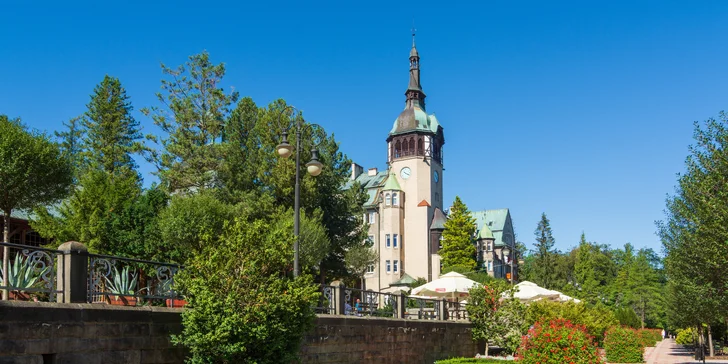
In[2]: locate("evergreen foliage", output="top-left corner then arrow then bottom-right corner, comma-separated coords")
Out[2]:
440,196 -> 476,270
532,213 -> 557,289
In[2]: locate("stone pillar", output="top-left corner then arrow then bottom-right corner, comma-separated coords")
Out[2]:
331,281 -> 346,316
439,298 -> 449,321
56,241 -> 89,303
397,292 -> 407,319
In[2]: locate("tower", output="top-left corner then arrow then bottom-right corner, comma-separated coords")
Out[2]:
386,31 -> 446,282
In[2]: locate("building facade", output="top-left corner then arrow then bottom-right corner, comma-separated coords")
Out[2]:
347,36 -> 517,292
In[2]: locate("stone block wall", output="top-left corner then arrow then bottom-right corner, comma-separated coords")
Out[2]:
0,301 -> 184,364
300,315 -> 477,363
0,302 -> 477,364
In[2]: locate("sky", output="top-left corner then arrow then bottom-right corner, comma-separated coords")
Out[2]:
2,1 -> 727,254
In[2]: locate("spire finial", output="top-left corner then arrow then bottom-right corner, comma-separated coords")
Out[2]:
411,21 -> 416,48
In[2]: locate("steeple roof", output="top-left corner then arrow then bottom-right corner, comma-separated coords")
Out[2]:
382,172 -> 401,191
429,207 -> 447,230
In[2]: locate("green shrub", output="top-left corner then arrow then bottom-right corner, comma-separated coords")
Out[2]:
676,328 -> 695,345
173,215 -> 320,363
526,300 -> 618,346
517,318 -> 603,364
637,328 -> 662,347
604,326 -> 643,363
614,307 -> 641,329
442,360 -> 502,363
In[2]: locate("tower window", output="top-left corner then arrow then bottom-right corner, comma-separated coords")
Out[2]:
385,193 -> 391,206
417,138 -> 424,155
369,212 -> 376,224
386,260 -> 391,273
393,234 -> 398,248
386,234 -> 391,248
487,261 -> 493,272
392,192 -> 398,206
393,260 -> 399,273
366,264 -> 375,274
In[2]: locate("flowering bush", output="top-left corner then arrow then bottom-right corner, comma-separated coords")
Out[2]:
637,328 -> 662,347
517,318 -> 603,364
604,326 -> 643,363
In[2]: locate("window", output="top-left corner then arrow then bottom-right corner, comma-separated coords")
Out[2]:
386,234 -> 391,248
385,193 -> 391,206
439,235 -> 444,249
393,234 -> 398,248
386,260 -> 391,273
392,192 -> 398,206
366,264 -> 375,273
367,235 -> 375,244
393,260 -> 399,273
369,212 -> 376,224
487,261 -> 493,272
486,241 -> 492,252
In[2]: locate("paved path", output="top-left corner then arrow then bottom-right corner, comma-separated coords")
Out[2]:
645,338 -> 728,364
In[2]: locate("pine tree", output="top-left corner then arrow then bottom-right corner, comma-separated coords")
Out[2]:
83,75 -> 144,177
440,196 -> 476,270
533,213 -> 557,289
143,51 -> 239,193
55,115 -> 85,180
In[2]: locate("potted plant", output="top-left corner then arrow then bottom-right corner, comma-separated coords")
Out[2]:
0,254 -> 49,300
104,266 -> 139,306
158,278 -> 186,307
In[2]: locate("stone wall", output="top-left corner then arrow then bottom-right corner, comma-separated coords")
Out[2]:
0,301 -> 184,364
300,315 -> 477,363
0,302 -> 477,364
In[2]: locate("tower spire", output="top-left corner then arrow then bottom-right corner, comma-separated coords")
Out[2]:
412,23 -> 416,48
406,27 -> 425,109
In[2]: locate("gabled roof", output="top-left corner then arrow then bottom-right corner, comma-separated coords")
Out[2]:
472,209 -> 512,246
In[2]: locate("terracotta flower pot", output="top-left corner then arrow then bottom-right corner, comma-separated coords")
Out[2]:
9,291 -> 31,301
166,298 -> 187,308
109,295 -> 137,306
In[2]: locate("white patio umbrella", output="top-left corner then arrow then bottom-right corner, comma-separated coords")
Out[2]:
510,281 -> 561,303
410,272 -> 480,300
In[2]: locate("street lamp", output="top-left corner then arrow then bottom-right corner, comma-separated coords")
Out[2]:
275,106 -> 324,277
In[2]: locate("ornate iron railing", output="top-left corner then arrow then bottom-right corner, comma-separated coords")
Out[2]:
0,242 -> 63,302
87,253 -> 181,305
405,296 -> 441,320
449,301 -> 468,321
344,287 -> 398,318
314,285 -> 336,314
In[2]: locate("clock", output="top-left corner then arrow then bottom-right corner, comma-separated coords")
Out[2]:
400,167 -> 411,180
433,171 -> 439,183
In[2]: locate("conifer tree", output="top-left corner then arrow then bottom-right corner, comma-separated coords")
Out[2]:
532,213 -> 557,289
440,196 -> 476,270
54,115 -> 85,180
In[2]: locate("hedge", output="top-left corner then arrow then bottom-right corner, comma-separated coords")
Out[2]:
604,326 -> 643,363
434,359 -> 507,363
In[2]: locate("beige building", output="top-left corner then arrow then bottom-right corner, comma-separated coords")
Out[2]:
347,36 -> 517,292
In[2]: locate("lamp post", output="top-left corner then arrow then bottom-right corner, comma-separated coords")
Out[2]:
275,107 -> 324,277
502,247 -> 514,284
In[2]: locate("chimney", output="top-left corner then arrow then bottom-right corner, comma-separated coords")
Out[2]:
368,168 -> 378,176
351,163 -> 363,180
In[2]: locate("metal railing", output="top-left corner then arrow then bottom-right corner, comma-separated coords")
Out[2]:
344,287 -> 399,318
87,253 -> 181,305
314,285 -> 336,314
0,242 -> 64,302
405,296 -> 441,320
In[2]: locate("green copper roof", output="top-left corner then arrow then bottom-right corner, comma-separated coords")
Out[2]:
390,106 -> 441,136
391,272 -> 417,287
478,223 -> 494,239
472,209 -> 512,247
381,172 -> 401,191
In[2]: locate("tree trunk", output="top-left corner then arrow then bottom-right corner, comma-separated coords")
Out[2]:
485,341 -> 489,357
708,325 -> 714,357
2,209 -> 10,300
641,299 -> 645,329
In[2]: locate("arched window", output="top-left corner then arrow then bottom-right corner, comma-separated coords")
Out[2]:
392,192 -> 398,206
409,138 -> 415,155
417,138 -> 424,155
402,137 -> 408,155
394,141 -> 401,158
385,193 -> 391,206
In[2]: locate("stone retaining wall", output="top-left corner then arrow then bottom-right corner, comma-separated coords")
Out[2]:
0,302 -> 476,364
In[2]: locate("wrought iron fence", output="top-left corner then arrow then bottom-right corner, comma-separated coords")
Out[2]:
87,253 -> 181,306
314,285 -> 336,314
404,296 -> 441,320
344,287 -> 398,318
0,242 -> 63,302
449,301 -> 468,321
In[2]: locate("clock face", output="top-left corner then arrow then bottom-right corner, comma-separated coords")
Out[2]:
434,171 -> 439,183
400,167 -> 411,180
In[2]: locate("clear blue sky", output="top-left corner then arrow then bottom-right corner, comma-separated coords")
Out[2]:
3,1 -> 727,254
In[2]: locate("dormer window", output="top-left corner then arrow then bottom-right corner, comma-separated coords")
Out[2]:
392,192 -> 399,206
385,193 -> 391,206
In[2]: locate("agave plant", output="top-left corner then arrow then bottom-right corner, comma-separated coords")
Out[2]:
103,266 -> 139,296
0,254 -> 49,291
